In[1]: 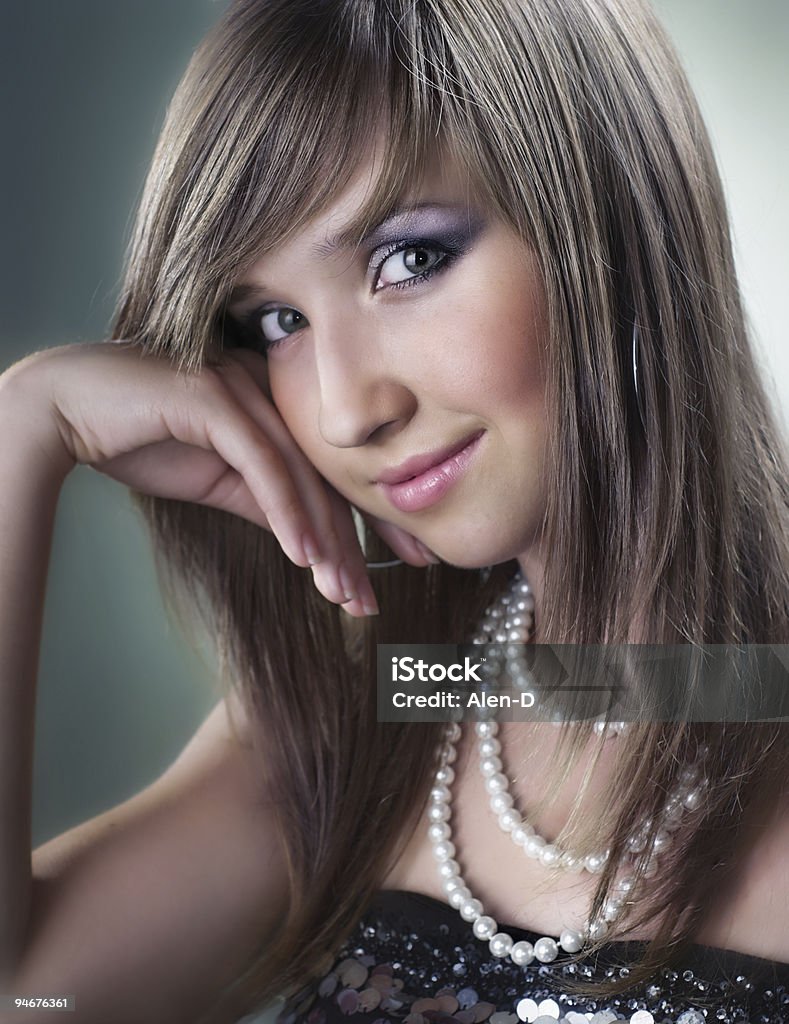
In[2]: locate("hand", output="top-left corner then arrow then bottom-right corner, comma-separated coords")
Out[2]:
2,341 -> 438,616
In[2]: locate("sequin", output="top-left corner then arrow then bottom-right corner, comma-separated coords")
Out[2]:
516,998 -> 539,1022
336,989 -> 359,1016
457,988 -> 479,1009
358,989 -> 383,1012
274,893 -> 788,1024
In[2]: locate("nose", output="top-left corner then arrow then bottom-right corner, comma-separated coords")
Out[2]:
314,318 -> 417,448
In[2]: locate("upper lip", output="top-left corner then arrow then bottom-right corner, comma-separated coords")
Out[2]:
375,431 -> 483,485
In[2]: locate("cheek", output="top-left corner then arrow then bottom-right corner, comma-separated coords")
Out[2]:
269,373 -> 321,459
431,267 -> 547,411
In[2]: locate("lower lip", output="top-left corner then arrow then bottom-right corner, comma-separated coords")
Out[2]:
378,432 -> 484,513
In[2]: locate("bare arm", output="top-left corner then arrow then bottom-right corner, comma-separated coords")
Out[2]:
0,341 -> 432,1020
0,365 -> 74,980
0,358 -> 289,1021
17,698 -> 289,1024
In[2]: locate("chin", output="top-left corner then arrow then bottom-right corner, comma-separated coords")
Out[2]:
425,532 -> 531,572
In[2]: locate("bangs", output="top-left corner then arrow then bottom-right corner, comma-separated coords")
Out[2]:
128,0 -> 516,371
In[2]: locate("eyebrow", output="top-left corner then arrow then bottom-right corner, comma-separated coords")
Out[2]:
225,200 -> 461,310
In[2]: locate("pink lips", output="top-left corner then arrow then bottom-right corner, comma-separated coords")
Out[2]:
376,431 -> 485,513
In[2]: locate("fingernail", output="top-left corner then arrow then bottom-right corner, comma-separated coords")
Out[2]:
359,578 -> 380,616
416,540 -> 441,564
311,562 -> 344,605
302,532 -> 323,565
338,564 -> 358,603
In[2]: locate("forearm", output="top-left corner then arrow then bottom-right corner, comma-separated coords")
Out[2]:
0,364 -> 73,980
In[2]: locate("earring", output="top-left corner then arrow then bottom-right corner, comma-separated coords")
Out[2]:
631,323 -> 647,430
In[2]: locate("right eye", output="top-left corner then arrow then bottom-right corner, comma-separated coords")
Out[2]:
254,306 -> 309,349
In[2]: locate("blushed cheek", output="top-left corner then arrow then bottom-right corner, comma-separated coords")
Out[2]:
270,375 -> 322,460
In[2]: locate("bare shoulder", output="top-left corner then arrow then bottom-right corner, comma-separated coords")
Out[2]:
21,692 -> 288,1024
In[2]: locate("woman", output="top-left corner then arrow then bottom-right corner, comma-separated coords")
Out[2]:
1,1 -> 787,1023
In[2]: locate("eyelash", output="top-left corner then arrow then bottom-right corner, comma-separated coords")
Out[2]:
242,237 -> 463,353
371,237 -> 461,292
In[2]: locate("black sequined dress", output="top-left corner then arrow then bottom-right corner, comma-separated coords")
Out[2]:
275,889 -> 789,1024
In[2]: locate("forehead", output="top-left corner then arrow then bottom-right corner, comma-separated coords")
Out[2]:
292,143 -> 477,252
227,144 -> 481,297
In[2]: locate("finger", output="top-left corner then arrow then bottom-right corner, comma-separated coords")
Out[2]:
324,489 -> 379,615
97,440 -> 270,529
166,382 -> 316,568
209,356 -> 345,564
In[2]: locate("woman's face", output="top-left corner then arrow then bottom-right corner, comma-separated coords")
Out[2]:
228,153 -> 549,570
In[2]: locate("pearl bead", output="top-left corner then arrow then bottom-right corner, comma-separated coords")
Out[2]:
428,822 -> 450,843
445,722 -> 462,743
475,721 -> 495,738
448,886 -> 471,908
533,937 -> 558,963
484,772 -> 508,794
588,919 -> 608,941
489,932 -> 513,958
510,940 -> 535,966
443,876 -> 464,896
480,756 -> 503,777
584,851 -> 607,873
651,829 -> 672,853
427,802 -> 450,823
436,765 -> 455,786
460,898 -> 483,921
627,832 -> 647,853
442,745 -> 457,765
512,823 -> 534,846
603,898 -> 622,921
479,738 -> 501,758
616,875 -> 635,895
539,844 -> 561,867
490,791 -> 514,815
472,915 -> 497,940
498,809 -> 521,832
559,929 -> 583,953
683,787 -> 703,810
525,834 -> 546,858
431,784 -> 451,804
437,858 -> 459,880
432,839 -> 456,861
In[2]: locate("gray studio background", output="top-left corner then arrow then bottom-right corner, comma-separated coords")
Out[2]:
1,1 -> 787,851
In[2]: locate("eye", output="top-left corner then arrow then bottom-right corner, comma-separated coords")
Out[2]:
255,306 -> 309,348
374,243 -> 451,291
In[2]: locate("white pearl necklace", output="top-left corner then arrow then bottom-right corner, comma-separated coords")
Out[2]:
428,569 -> 708,966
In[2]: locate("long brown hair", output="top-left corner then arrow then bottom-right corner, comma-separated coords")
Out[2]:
112,0 -> 789,1018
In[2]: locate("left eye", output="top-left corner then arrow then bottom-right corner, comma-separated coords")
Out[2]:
375,245 -> 448,289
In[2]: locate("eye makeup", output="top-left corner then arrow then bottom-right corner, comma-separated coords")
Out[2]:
230,202 -> 488,351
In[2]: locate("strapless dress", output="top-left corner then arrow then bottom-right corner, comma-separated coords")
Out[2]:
272,889 -> 789,1024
